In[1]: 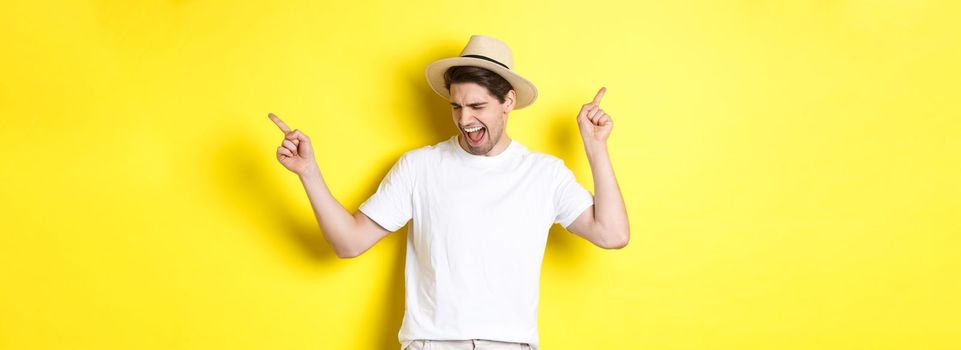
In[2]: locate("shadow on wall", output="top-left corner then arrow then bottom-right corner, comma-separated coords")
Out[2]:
210,130 -> 392,264
211,127 -> 405,348
545,105 -> 596,267
212,133 -> 333,260
406,42 -> 463,145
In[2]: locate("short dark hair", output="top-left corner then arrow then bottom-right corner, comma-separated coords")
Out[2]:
443,66 -> 514,104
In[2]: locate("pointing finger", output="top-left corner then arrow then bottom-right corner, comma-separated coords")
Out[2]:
268,113 -> 292,134
592,87 -> 606,106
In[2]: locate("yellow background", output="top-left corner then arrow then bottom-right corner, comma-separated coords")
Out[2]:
2,0 -> 959,349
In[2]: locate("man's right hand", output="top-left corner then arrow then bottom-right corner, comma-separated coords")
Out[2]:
269,112 -> 317,176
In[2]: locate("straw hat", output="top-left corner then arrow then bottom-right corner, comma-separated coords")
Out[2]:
425,34 -> 538,109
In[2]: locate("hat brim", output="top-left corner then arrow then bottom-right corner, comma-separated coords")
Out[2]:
425,57 -> 538,110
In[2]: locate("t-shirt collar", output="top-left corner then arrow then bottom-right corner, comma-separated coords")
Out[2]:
450,134 -> 521,163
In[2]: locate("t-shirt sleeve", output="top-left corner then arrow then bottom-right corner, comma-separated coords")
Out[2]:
358,153 -> 414,232
553,159 -> 595,229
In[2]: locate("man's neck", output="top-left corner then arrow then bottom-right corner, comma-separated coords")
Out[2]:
458,133 -> 512,157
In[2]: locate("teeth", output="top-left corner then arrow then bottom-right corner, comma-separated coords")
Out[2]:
464,126 -> 483,132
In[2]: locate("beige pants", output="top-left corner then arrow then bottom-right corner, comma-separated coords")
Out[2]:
403,339 -> 532,350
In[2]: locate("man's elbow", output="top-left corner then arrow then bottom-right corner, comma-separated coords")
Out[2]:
334,246 -> 358,259
333,240 -> 362,259
333,224 -> 368,259
601,230 -> 630,250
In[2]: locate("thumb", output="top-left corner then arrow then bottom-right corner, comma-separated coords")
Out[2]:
577,113 -> 593,127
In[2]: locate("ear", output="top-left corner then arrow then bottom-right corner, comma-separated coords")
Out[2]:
503,89 -> 516,114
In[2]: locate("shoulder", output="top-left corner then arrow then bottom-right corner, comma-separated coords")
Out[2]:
519,147 -> 567,171
400,145 -> 433,161
396,139 -> 446,166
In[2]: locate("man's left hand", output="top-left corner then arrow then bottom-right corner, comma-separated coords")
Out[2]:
576,87 -> 613,148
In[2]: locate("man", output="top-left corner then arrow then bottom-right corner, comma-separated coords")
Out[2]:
269,34 -> 629,350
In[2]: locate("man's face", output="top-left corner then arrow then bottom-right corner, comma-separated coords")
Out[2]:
449,82 -> 515,156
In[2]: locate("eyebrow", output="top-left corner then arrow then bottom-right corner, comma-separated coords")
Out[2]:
450,102 -> 488,107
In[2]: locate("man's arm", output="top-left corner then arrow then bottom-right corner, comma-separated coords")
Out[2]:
299,166 -> 392,259
566,144 -> 630,249
269,112 -> 390,259
565,87 -> 630,249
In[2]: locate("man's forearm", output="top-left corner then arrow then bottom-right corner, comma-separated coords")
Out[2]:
585,143 -> 630,246
297,165 -> 358,257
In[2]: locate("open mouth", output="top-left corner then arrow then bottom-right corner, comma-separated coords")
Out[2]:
464,126 -> 486,145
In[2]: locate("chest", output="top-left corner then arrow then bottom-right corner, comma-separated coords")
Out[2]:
412,160 -> 555,230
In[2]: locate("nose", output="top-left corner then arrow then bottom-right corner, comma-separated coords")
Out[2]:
454,110 -> 476,126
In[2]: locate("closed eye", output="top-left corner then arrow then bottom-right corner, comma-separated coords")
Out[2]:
452,104 -> 486,110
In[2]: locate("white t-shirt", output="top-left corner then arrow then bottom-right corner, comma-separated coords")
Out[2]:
358,135 -> 594,350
